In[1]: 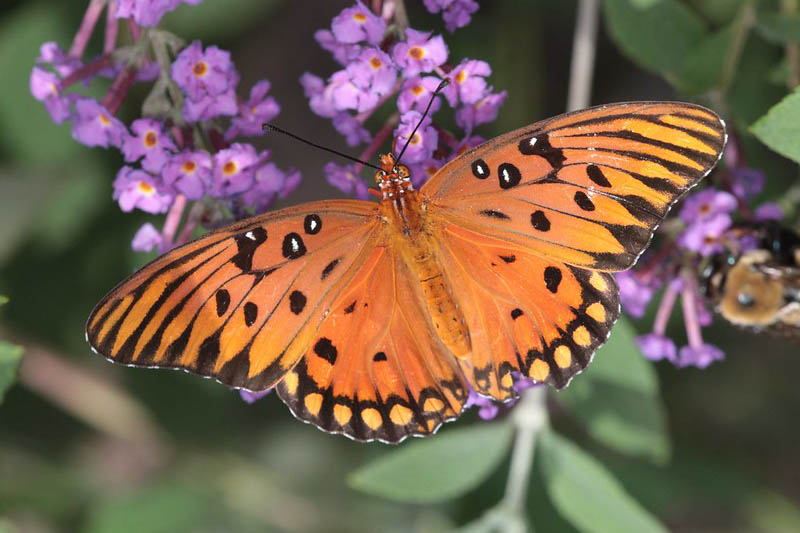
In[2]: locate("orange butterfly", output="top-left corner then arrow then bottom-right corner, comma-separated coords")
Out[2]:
87,102 -> 726,443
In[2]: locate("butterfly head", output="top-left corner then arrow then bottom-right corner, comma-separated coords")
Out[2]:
375,153 -> 413,200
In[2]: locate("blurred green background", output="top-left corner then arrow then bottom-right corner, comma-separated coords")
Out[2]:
1,1 -> 799,532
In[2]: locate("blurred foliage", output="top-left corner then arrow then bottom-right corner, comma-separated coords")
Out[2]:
2,0 -> 800,532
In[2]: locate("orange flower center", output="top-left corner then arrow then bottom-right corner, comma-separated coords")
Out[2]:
409,133 -> 421,145
455,70 -> 466,83
411,85 -> 424,96
144,131 -> 157,148
181,161 -> 197,173
192,61 -> 208,77
409,46 -> 424,60
137,181 -> 154,194
369,56 -> 382,69
353,12 -> 367,22
699,204 -> 711,214
99,113 -> 111,126
223,161 -> 237,175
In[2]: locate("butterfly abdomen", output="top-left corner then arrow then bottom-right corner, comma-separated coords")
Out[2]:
383,191 -> 471,359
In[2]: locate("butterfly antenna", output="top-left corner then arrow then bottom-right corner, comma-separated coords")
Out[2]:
395,78 -> 450,165
262,123 -> 382,171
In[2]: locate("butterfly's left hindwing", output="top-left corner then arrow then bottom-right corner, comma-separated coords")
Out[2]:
433,221 -> 619,394
86,200 -> 380,392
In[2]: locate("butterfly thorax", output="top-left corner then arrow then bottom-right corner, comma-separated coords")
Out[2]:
376,154 -> 471,359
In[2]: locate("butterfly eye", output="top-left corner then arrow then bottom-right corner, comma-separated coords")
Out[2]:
737,292 -> 755,308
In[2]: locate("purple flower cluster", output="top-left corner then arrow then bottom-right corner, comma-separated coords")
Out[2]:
302,1 -> 505,197
423,0 -> 480,32
30,3 -> 300,255
115,0 -> 202,27
618,138 -> 782,369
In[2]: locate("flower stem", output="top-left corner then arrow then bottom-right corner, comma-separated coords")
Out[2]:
502,387 -> 548,516
160,194 -> 187,252
566,0 -> 599,112
70,0 -> 107,57
104,0 -> 118,53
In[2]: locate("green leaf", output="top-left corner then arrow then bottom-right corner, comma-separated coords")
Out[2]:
83,483 -> 212,533
348,422 -> 514,503
675,25 -> 734,94
0,295 -> 7,306
556,318 -> 670,463
755,10 -> 800,44
0,341 -> 24,405
751,87 -> 800,163
538,431 -> 669,533
604,0 -> 706,76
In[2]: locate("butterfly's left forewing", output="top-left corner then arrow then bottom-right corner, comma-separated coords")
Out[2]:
423,102 -> 726,271
86,200 -> 381,392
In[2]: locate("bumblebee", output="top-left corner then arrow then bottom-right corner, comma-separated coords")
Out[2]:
702,223 -> 800,340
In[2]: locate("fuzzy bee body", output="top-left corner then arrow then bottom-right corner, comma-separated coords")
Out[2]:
703,224 -> 800,340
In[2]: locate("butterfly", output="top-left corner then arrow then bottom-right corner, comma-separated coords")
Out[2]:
87,101 -> 726,443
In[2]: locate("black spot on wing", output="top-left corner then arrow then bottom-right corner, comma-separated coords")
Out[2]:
544,267 -> 562,293
282,232 -> 307,260
518,133 -> 565,167
215,289 -> 230,317
289,290 -> 306,314
530,210 -> 551,231
232,227 -> 268,271
314,337 -> 337,364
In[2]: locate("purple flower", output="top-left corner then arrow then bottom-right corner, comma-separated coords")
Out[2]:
113,167 -> 173,213
301,72 -> 336,118
122,118 -> 177,172
71,97 -> 127,148
30,66 -> 70,123
754,202 -> 783,221
677,213 -> 732,256
315,29 -> 362,65
331,1 -> 386,45
182,90 -> 238,122
394,111 -> 438,164
679,189 -> 737,224
333,113 -> 371,146
327,69 -> 376,113
242,162 -> 302,213
397,76 -> 443,113
131,222 -> 164,252
37,41 -> 81,78
464,389 -> 499,420
225,80 -> 281,140
324,162 -> 370,199
239,389 -> 271,403
407,158 -> 443,189
163,150 -> 212,200
616,270 -> 659,318
392,29 -> 448,78
678,343 -> 724,368
729,167 -> 765,201
115,0 -> 203,27
348,47 -> 397,98
455,90 -> 507,131
171,41 -> 239,120
423,0 -> 480,32
210,143 -> 259,197
636,333 -> 678,363
443,59 -> 491,106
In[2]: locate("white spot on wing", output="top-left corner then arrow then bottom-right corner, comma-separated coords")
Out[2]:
529,137 -> 537,146
245,231 -> 256,241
